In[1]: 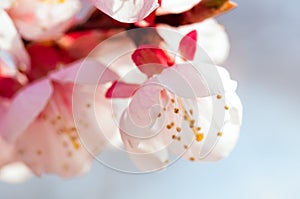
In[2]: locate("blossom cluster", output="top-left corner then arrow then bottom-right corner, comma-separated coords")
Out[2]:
0,0 -> 242,182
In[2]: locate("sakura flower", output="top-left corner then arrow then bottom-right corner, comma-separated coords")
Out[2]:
6,0 -> 81,41
105,37 -> 242,171
118,63 -> 242,171
90,0 -> 159,23
0,57 -> 119,177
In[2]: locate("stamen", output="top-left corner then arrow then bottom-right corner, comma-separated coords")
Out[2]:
195,133 -> 204,142
67,151 -> 73,157
37,149 -> 43,155
189,157 -> 195,161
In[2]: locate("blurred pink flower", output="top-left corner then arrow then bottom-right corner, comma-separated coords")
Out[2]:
0,50 -> 118,176
5,0 -> 81,41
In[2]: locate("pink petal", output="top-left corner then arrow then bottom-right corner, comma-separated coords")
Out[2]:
127,81 -> 162,127
49,58 -> 119,84
105,81 -> 139,98
179,30 -> 197,60
0,79 -> 53,142
0,136 -> 14,167
132,45 -> 174,77
13,83 -> 89,177
90,0 -> 159,23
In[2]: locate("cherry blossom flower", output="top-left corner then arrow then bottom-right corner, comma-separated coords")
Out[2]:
118,63 -> 242,171
6,0 -> 81,41
105,34 -> 242,171
0,50 -> 119,176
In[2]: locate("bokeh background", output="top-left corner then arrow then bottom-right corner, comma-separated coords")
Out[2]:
1,0 -> 299,198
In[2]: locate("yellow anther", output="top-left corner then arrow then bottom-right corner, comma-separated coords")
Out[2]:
195,133 -> 204,142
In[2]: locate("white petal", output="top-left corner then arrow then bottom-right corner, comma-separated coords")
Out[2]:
179,67 -> 242,161
0,0 -> 13,9
8,0 -> 81,41
90,0 -> 159,23
156,63 -> 209,98
157,0 -> 201,15
0,9 -> 30,70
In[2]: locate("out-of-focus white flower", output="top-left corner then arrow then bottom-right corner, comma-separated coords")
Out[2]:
6,0 -> 81,41
157,19 -> 230,64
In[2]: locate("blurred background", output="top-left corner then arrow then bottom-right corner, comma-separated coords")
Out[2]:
1,0 -> 299,198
